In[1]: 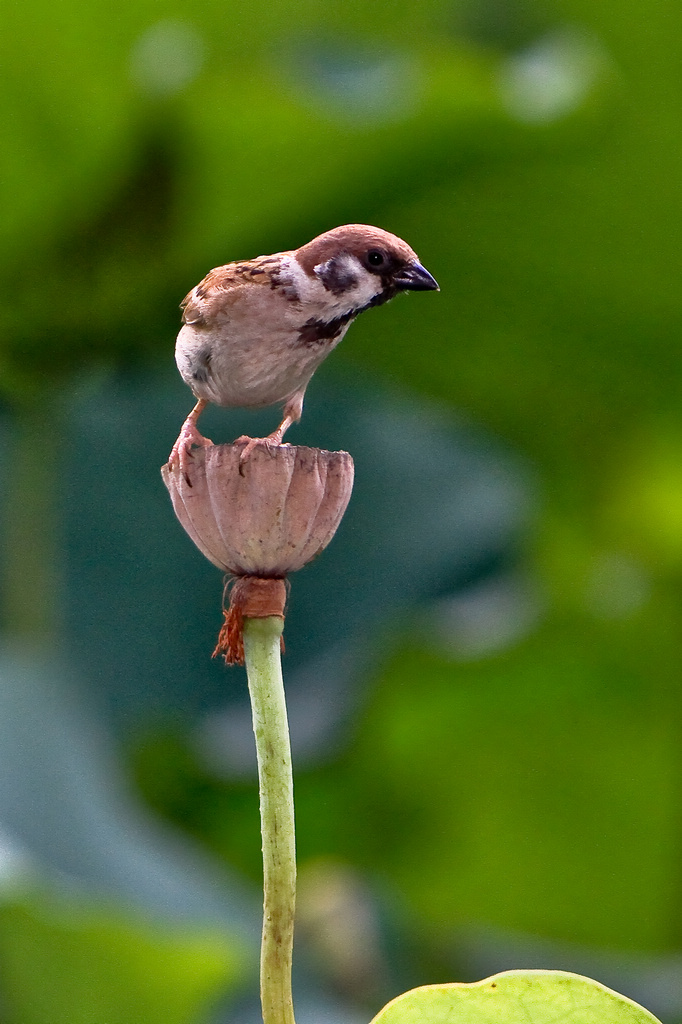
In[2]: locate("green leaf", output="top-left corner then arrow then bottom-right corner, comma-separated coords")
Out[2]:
371,971 -> 662,1024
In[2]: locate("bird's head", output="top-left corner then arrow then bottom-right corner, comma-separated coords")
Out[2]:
295,224 -> 439,312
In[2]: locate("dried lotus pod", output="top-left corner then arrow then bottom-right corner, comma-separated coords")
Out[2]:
161,443 -> 354,662
161,444 -> 354,575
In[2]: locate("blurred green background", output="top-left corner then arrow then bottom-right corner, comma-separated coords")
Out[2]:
2,0 -> 682,1022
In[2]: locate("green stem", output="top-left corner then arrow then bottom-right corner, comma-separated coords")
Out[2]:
244,616 -> 296,1024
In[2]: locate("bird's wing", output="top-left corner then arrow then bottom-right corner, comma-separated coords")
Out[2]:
180,254 -> 289,326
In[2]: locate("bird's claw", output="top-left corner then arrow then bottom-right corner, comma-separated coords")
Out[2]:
234,434 -> 289,475
169,423 -> 214,486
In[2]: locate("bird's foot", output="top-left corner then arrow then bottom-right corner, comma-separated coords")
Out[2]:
234,433 -> 290,475
169,421 -> 214,486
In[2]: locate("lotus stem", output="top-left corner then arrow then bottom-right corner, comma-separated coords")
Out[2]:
244,615 -> 296,1024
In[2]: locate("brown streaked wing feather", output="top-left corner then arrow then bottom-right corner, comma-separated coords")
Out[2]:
180,253 -> 291,325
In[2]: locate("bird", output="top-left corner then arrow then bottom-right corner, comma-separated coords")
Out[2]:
168,223 -> 439,475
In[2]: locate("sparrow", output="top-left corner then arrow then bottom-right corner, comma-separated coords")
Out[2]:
169,223 -> 439,475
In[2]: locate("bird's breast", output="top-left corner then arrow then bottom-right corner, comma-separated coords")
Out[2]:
175,290 -> 351,409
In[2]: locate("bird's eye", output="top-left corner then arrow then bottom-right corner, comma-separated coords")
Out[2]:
366,250 -> 386,269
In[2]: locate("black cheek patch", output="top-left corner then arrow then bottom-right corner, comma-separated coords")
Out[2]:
316,256 -> 359,295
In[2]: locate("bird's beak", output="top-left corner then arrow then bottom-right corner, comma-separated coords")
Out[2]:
394,260 -> 440,292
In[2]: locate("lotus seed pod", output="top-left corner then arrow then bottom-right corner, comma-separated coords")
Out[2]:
161,443 -> 354,663
161,444 -> 354,576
